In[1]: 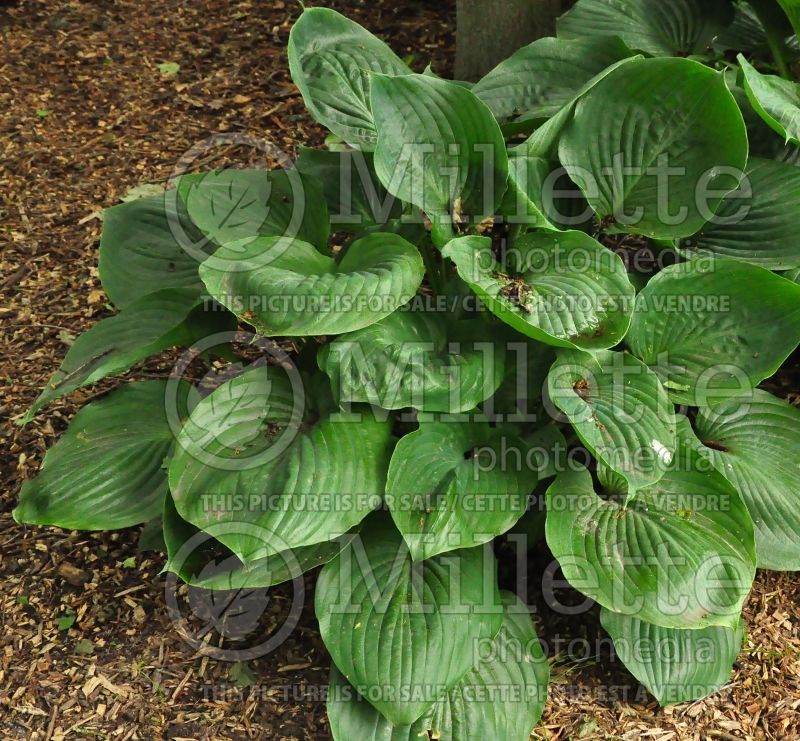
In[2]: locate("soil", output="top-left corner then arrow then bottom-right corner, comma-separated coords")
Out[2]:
1,1 -> 799,740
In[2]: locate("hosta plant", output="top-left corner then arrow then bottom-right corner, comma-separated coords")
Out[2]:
16,1 -> 800,737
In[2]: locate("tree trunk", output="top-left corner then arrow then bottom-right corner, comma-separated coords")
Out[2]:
455,0 -> 563,81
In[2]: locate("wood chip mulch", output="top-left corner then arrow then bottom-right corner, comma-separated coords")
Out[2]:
0,1 -> 798,739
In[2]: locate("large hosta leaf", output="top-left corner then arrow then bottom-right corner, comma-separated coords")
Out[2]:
442,232 -> 634,350
318,308 -> 505,413
162,494 -> 352,589
739,54 -> 800,144
601,608 -> 744,705
545,424 -> 756,629
295,147 -> 401,232
23,289 -> 232,422
98,193 -> 207,309
15,381 -> 181,529
199,233 -> 424,336
511,55 -> 641,159
693,390 -> 800,570
327,591 -> 548,740
288,7 -> 410,148
558,0 -> 735,56
715,2 -> 772,53
735,110 -> 794,169
559,57 -> 747,239
370,73 -> 508,222
547,349 -> 676,491
472,35 -> 634,126
626,258 -> 800,405
716,2 -> 800,55
168,366 -> 392,563
315,515 -> 504,725
176,168 -> 329,252
680,157 -> 800,269
386,420 -> 537,560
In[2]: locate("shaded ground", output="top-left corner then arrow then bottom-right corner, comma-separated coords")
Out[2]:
1,1 -> 799,739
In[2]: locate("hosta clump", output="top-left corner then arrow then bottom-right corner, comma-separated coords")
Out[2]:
15,1 -> 800,736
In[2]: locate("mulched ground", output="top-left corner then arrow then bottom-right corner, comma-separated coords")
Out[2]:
1,1 -> 798,739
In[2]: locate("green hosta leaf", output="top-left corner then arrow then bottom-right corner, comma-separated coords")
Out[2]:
527,425 -> 569,481
783,266 -> 800,282
750,0 -> 800,42
98,193 -> 207,309
288,7 -> 410,148
327,591 -> 548,741
680,157 -> 800,269
739,54 -> 800,144
715,2 -> 770,53
511,55 -> 641,159
199,233 -> 424,336
716,2 -> 800,55
472,35 -> 634,126
295,147 -> 401,232
318,307 -> 505,413
23,289 -> 232,422
558,0 -> 735,56
694,390 -> 800,570
176,168 -> 329,252
162,494 -> 352,589
370,73 -> 508,222
483,337 -> 555,425
626,258 -> 800,405
545,430 -> 756,629
597,462 -> 630,498
756,137 -> 800,164
315,515 -> 504,726
168,366 -> 392,563
501,158 -> 595,232
15,381 -> 181,530
442,233 -> 634,350
730,68 -> 800,161
600,608 -> 744,705
559,57 -> 747,239
548,349 -> 677,491
500,156 -> 557,230
386,420 -> 537,560
535,168 -> 596,233
777,0 -> 800,36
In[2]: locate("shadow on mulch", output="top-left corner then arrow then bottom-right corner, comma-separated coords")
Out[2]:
1,1 -> 798,739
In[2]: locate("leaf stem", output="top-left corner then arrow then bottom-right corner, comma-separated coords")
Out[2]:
768,33 -> 791,79
419,237 -> 444,295
747,0 -> 792,79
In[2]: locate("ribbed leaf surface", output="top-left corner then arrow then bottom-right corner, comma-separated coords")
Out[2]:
15,381 -> 180,529
316,516 -> 504,725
